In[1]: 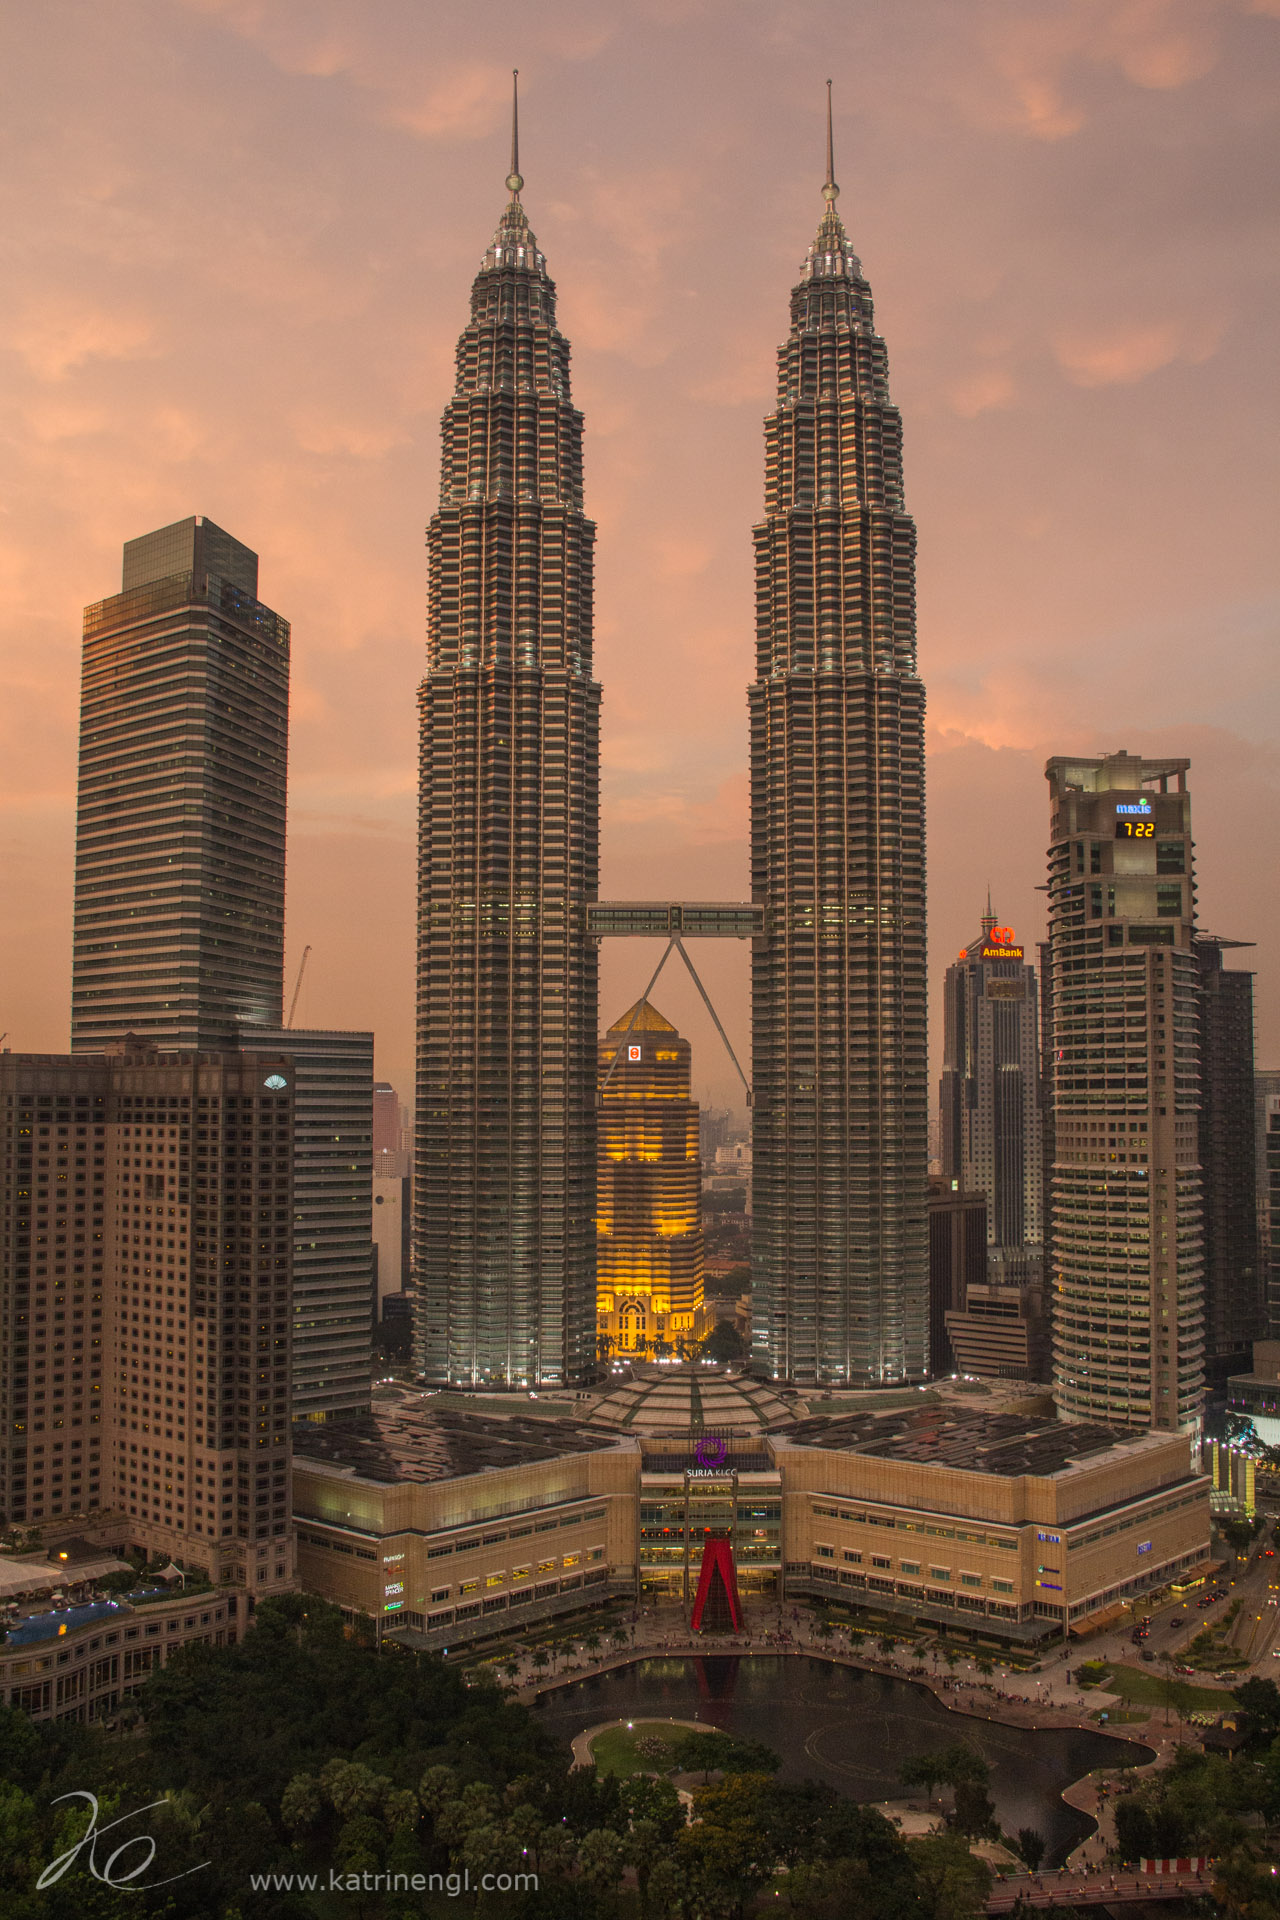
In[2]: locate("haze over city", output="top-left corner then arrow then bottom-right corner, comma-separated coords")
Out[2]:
1,0 -> 1278,1109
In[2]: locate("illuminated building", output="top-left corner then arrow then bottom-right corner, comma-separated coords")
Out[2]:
596,1001 -> 708,1358
71,517 -> 289,1053
750,93 -> 927,1385
293,1395 -> 1209,1649
415,90 -> 599,1388
0,1045 -> 297,1595
1045,751 -> 1204,1432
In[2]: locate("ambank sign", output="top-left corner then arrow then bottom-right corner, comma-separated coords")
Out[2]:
980,925 -> 1024,962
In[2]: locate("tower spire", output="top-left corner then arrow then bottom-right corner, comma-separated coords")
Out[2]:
823,76 -> 838,205
506,67 -> 523,199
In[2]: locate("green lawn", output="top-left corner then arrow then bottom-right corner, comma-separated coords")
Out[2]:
1100,1663 -> 1236,1712
589,1721 -> 705,1778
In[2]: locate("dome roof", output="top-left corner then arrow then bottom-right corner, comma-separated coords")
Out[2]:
606,999 -> 678,1036
586,1364 -> 797,1433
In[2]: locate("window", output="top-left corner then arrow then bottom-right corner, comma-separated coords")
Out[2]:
929,1567 -> 951,1582
871,1554 -> 891,1570
900,1559 -> 920,1575
960,1573 -> 982,1589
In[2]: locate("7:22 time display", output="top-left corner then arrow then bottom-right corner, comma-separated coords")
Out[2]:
1115,820 -> 1155,838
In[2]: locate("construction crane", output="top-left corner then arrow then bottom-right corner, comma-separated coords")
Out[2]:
286,947 -> 311,1029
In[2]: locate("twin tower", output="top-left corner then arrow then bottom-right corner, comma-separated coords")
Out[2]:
414,88 -> 927,1390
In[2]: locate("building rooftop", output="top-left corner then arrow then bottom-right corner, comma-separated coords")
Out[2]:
293,1400 -> 622,1486
778,1404 -> 1168,1479
586,1366 -> 796,1433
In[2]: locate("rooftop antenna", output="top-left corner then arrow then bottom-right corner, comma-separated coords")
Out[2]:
505,67 -> 523,198
822,77 -> 838,205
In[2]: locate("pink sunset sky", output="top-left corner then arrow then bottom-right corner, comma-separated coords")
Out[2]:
1,0 -> 1278,1116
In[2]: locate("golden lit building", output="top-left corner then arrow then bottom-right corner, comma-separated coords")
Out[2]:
597,1002 -> 709,1358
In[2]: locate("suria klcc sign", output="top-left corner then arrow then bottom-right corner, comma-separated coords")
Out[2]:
689,1434 -> 729,1476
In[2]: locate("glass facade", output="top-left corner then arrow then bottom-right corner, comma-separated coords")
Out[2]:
639,1474 -> 782,1601
72,519 -> 289,1054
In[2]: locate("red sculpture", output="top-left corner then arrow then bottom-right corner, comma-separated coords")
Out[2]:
690,1536 -> 744,1633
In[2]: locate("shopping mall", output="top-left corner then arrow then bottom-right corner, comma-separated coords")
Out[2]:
292,1369 -> 1211,1651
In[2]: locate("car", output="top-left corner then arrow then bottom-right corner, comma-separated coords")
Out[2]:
1168,1620 -> 1184,1630
1271,1648 -> 1280,1658
1141,1651 -> 1155,1662
1266,1549 -> 1275,1558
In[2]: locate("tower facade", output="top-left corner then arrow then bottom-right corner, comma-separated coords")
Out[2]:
596,1000 -> 706,1359
1195,934 -> 1262,1381
750,110 -> 927,1384
72,517 -> 289,1052
1045,751 -> 1204,1432
0,1045 -> 297,1595
415,116 -> 600,1386
940,905 -> 1043,1256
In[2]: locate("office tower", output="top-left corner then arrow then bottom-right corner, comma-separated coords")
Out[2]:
596,1001 -> 707,1359
750,97 -> 927,1384
1256,1071 -> 1280,1335
415,99 -> 599,1387
71,520 -> 373,1421
373,1081 -> 410,1177
1045,751 -> 1204,1432
72,518 -> 289,1052
1195,936 -> 1262,1382
940,904 -> 1043,1255
237,1029 -> 374,1419
926,1180 -> 987,1378
373,1171 -> 410,1306
0,1045 -> 296,1594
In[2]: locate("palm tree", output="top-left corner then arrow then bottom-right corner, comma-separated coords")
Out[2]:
531,1648 -> 550,1677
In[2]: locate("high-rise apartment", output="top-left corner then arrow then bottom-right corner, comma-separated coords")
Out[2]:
1045,751 -> 1203,1433
72,518 -> 289,1052
0,1045 -> 296,1594
415,108 -> 599,1387
750,102 -> 927,1384
71,520 -> 373,1420
1195,935 -> 1262,1382
596,1001 -> 708,1359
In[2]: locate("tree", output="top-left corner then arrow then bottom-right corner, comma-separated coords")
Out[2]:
668,1730 -> 780,1781
908,1829 -> 994,1919
281,1771 -> 322,1837
879,1635 -> 897,1655
699,1321 -> 746,1364
900,1753 -> 945,1807
576,1825 -> 626,1890
531,1647 -> 550,1675
1015,1826 -> 1046,1873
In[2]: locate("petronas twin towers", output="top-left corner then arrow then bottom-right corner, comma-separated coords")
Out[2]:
415,83 -> 927,1389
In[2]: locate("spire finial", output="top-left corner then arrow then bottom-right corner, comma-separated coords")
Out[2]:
505,68 -> 523,198
822,77 -> 838,205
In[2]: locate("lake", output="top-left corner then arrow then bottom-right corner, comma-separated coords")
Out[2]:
535,1653 -> 1152,1865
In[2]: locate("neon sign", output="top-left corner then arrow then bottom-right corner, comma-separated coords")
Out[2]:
695,1435 -> 727,1469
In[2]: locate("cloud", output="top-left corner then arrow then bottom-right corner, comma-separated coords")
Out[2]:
1053,316 -> 1222,386
948,368 -> 1017,417
8,298 -> 158,381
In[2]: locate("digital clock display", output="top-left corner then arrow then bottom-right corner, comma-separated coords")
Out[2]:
1116,820 -> 1155,838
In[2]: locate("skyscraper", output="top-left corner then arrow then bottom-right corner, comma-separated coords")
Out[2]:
71,519 -> 373,1421
1195,934 -> 1262,1381
415,88 -> 599,1387
940,904 -> 1043,1255
72,517 -> 289,1053
750,94 -> 928,1385
1045,751 -> 1203,1432
596,1000 -> 707,1359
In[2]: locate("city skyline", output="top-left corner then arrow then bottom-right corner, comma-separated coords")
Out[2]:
1,5 -> 1278,1110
